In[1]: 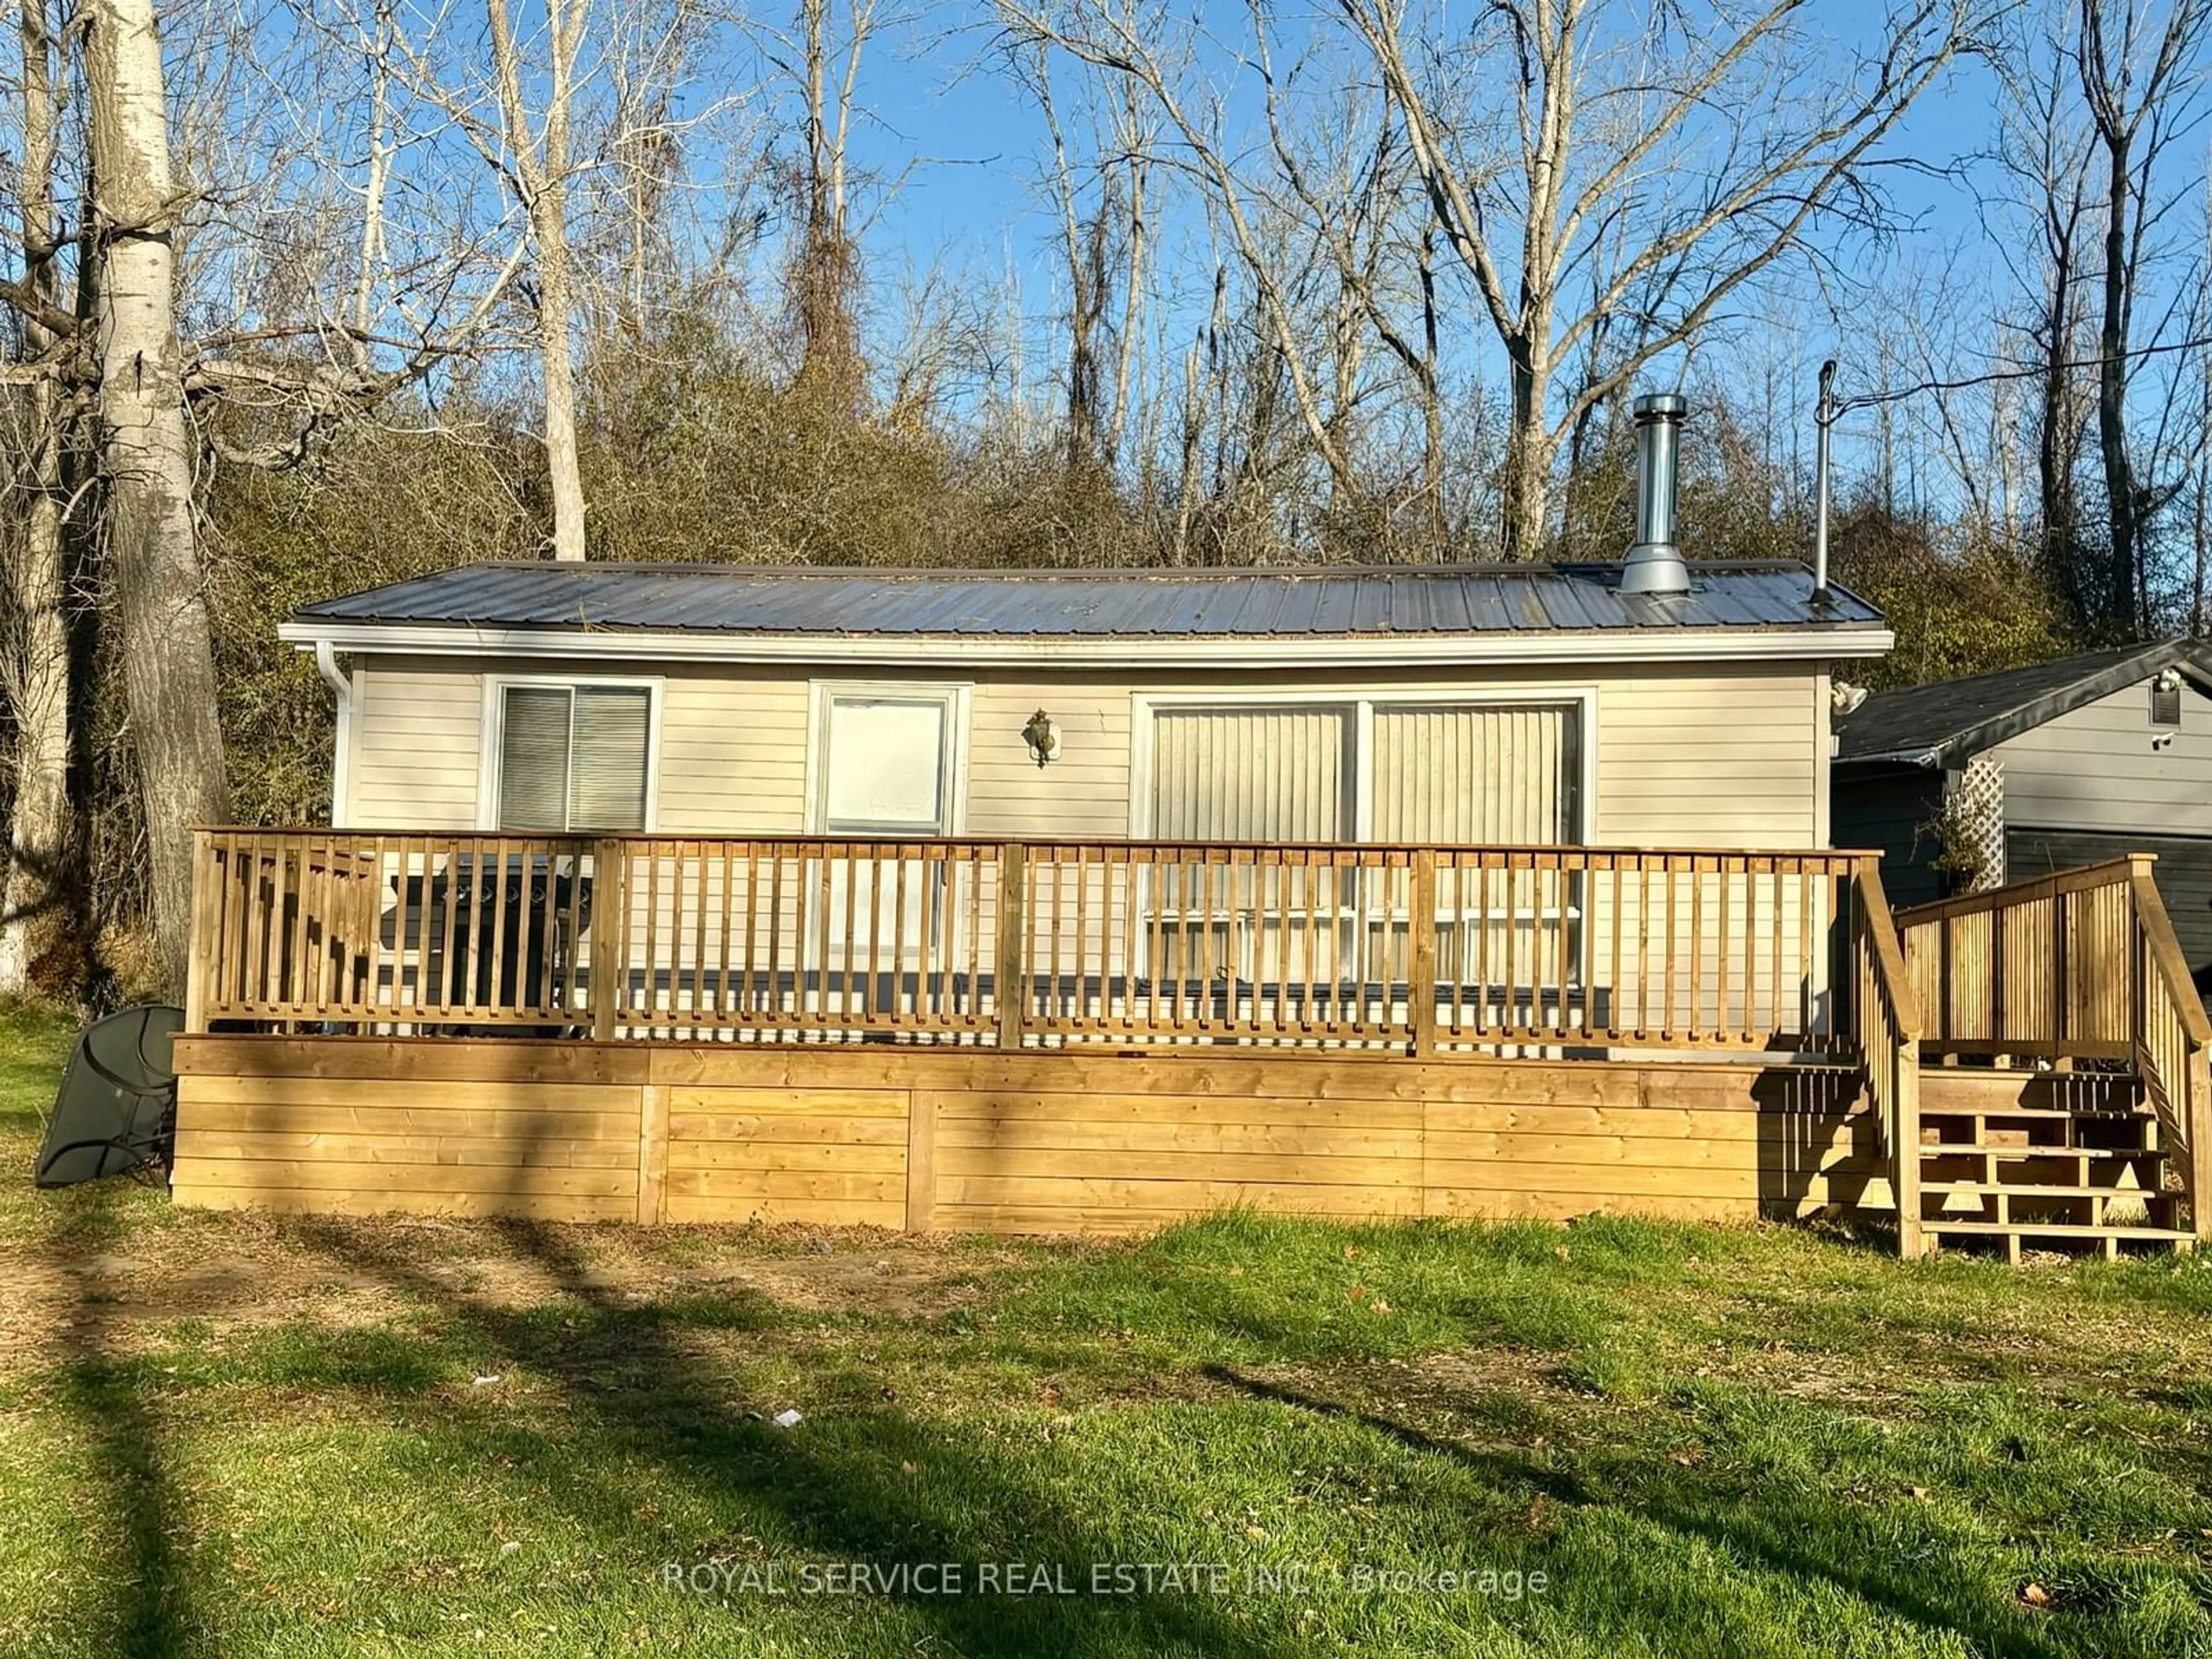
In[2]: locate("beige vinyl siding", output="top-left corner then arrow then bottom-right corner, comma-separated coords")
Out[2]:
965,679 -> 1133,837
341,657 -> 1827,848
1596,665 -> 1819,845
348,663 -> 483,828
656,670 -> 812,834
1993,677 -> 2212,837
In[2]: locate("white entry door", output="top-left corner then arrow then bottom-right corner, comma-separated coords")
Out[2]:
815,690 -> 961,982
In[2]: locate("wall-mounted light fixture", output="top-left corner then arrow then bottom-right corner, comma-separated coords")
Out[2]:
1022,709 -> 1062,768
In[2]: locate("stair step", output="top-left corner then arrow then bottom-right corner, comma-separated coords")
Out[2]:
1919,1105 -> 2154,1122
1923,1219 -> 2195,1243
1920,1142 -> 2162,1160
1920,1084 -> 2144,1115
1922,1181 -> 2174,1199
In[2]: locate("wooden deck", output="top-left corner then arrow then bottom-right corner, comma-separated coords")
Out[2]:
184,831 -> 1876,1055
166,830 -> 2212,1252
169,1036 -> 1881,1232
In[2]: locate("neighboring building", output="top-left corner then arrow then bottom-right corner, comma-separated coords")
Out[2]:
1834,639 -> 2212,980
277,560 -> 1891,855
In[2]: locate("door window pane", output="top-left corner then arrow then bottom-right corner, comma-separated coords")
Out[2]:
824,696 -> 948,831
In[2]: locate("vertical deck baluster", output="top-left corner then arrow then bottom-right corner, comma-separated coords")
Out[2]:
1800,863 -> 1816,1045
432,838 -> 459,1022
1768,861 -> 1785,1046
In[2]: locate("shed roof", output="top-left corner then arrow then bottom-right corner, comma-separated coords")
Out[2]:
1835,638 -> 2212,768
293,559 -> 1883,643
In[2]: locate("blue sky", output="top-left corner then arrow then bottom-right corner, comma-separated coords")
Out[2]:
821,5 -> 2036,461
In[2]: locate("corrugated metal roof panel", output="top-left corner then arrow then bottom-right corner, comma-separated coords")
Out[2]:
296,560 -> 1886,637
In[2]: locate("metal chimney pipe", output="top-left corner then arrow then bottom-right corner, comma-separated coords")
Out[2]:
1619,392 -> 1690,596
1812,359 -> 1837,601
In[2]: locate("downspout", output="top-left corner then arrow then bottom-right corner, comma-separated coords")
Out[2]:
313,639 -> 353,828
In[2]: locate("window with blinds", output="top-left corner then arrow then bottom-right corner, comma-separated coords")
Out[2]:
1370,704 -> 1578,843
1151,706 -> 1350,841
497,684 -> 650,832
1148,700 -> 1580,844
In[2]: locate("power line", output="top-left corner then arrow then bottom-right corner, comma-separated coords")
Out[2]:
1823,334 -> 2212,422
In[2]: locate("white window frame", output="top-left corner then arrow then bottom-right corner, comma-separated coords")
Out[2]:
1127,686 -> 1599,843
477,672 -> 665,833
803,679 -> 973,835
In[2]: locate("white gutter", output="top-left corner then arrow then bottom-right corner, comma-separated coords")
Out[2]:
313,639 -> 353,826
279,619 -> 1894,668
1834,746 -> 1944,769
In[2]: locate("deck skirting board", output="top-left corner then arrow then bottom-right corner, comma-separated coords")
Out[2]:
169,1036 -> 1880,1233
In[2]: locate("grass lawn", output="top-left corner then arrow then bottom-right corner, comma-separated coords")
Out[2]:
2,1013 -> 2211,1656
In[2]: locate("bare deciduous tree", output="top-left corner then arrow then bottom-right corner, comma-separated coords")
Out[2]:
0,0 -> 71,994
1338,0 -> 1975,555
2078,0 -> 2211,633
84,0 -> 229,991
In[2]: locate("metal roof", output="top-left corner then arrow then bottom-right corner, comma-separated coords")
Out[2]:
1835,638 -> 2212,767
296,559 -> 1885,638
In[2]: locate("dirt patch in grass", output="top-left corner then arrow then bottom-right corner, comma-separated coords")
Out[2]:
1,1207 -> 1048,1370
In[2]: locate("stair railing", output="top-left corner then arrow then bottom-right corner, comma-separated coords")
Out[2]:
1895,855 -> 2211,1245
1853,862 -> 1925,1258
2126,857 -> 2212,1244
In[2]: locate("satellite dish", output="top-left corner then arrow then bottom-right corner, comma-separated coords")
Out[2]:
33,1003 -> 182,1189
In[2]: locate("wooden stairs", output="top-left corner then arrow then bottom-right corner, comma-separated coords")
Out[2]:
1912,1067 -> 2195,1262
1876,855 -> 2212,1265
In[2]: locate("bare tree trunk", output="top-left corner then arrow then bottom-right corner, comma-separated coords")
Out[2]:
84,0 -> 228,994
2076,0 -> 2210,637
537,183 -> 586,560
1418,227 -> 1443,552
1107,79 -> 1148,467
0,0 -> 70,995
2090,110 -> 2138,631
791,0 -> 870,404
1501,330 -> 1551,557
488,0 -> 588,560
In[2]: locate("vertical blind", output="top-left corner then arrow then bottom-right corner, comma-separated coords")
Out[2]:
1371,704 -> 1577,843
1152,707 -> 1349,841
498,684 -> 650,832
1150,701 -> 1578,844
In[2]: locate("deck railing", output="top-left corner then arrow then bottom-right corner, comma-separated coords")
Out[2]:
185,830 -> 1881,1057
1851,862 -> 1923,1255
1896,855 -> 2212,1241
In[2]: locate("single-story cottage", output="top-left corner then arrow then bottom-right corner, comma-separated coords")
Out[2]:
157,403 -> 2211,1260
276,558 -> 1889,853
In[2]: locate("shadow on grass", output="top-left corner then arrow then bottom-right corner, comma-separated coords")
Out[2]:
1199,1363 -> 1592,1510
36,1179 -> 192,1657
1201,1356 -> 2109,1659
281,1213 -> 1309,1658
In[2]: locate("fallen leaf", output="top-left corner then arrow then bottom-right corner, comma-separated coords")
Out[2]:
1910,1486 -> 1931,1502
2021,1582 -> 2052,1609
1347,1283 -> 1369,1301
